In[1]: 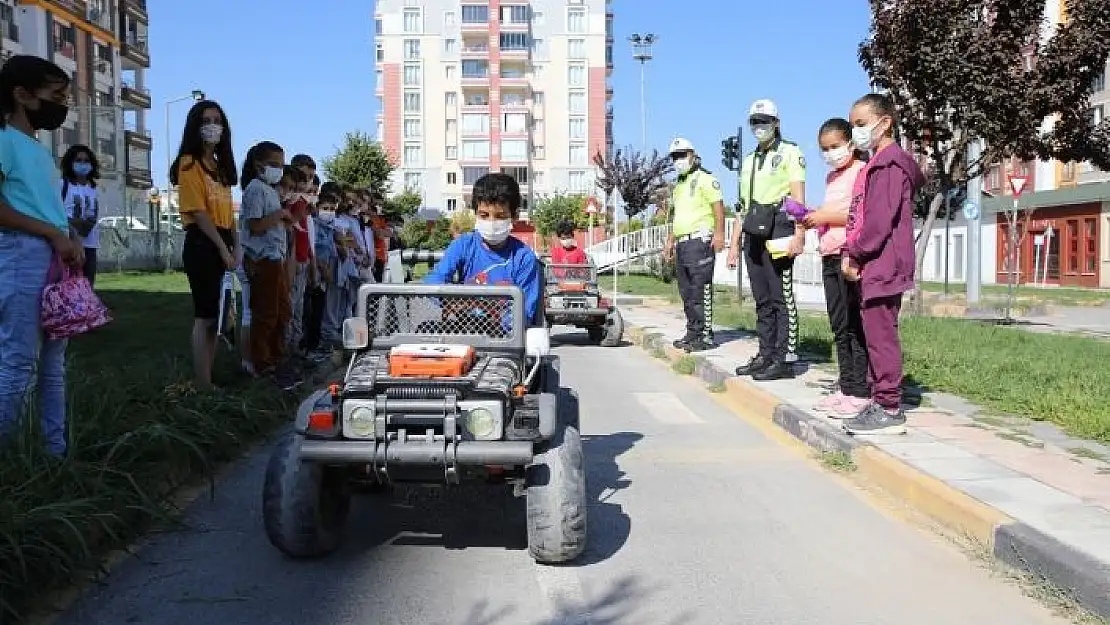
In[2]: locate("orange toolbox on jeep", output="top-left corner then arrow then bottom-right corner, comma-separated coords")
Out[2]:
388,344 -> 478,378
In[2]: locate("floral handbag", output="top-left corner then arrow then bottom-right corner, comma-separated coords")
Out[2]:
40,256 -> 112,340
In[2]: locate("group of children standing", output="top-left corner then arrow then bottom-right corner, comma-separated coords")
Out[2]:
235,147 -> 394,388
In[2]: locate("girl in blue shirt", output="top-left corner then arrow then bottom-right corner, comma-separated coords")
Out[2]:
0,56 -> 83,457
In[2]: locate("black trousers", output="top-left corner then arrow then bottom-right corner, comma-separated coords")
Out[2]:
302,285 -> 326,352
82,247 -> 97,287
675,237 -> 716,341
821,255 -> 869,398
743,235 -> 798,361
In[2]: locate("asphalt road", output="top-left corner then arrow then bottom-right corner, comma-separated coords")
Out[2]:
54,330 -> 1067,625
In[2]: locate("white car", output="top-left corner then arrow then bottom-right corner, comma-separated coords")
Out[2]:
98,216 -> 149,231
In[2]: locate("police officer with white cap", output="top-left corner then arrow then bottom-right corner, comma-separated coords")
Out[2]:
727,99 -> 807,380
663,137 -> 726,352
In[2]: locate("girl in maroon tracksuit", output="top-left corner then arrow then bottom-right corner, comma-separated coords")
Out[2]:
841,93 -> 925,436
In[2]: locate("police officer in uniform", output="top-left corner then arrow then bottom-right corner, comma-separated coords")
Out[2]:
727,99 -> 806,380
663,137 -> 726,352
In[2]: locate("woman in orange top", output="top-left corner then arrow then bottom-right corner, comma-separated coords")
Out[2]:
170,100 -> 238,389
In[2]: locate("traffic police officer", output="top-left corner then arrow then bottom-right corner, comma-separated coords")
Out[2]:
727,99 -> 806,380
663,137 -> 726,352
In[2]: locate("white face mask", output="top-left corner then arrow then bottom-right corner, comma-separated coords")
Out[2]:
318,209 -> 336,222
260,166 -> 284,185
852,120 -> 883,151
200,123 -> 223,144
475,219 -> 512,245
560,237 -> 576,248
673,157 -> 692,174
822,145 -> 852,169
751,124 -> 775,143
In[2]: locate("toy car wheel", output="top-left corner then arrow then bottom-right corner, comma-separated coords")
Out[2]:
262,432 -> 351,559
599,307 -> 624,347
586,326 -> 605,343
526,417 -> 587,564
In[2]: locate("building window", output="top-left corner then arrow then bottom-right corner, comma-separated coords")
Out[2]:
502,112 -> 528,133
446,145 -> 458,159
462,60 -> 489,78
376,43 -> 384,62
568,170 -> 587,192
404,118 -> 421,138
375,68 -> 383,87
463,166 -> 490,185
404,39 -> 420,59
568,63 -> 585,87
932,234 -> 943,277
533,92 -> 544,106
500,33 -> 529,51
404,145 -> 422,166
568,91 -> 586,115
503,166 -> 529,183
568,117 -> 586,139
375,18 -> 382,35
464,91 -> 489,106
568,38 -> 586,59
445,65 -> 455,79
533,145 -> 545,159
403,8 -> 422,33
501,139 -> 528,162
447,172 -> 457,185
1062,161 -> 1076,181
569,143 -> 587,165
403,172 -> 422,190
444,38 -> 457,54
533,171 -> 545,187
404,63 -> 422,86
446,92 -> 457,106
1093,68 -> 1107,93
444,11 -> 456,26
462,140 -> 490,160
446,119 -> 458,137
404,92 -> 421,113
500,5 -> 529,23
461,113 -> 490,134
376,119 -> 383,140
461,5 -> 488,23
1085,218 -> 1097,273
447,198 -> 458,211
567,8 -> 586,33
1090,104 -> 1105,127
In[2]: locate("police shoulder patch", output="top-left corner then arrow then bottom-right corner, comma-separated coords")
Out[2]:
711,179 -> 720,189
798,155 -> 806,168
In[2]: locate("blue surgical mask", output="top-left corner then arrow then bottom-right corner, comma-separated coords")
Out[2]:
260,166 -> 284,185
73,162 -> 93,176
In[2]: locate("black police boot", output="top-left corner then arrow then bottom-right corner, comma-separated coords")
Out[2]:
673,333 -> 697,349
752,359 -> 795,381
684,336 -> 715,352
735,355 -> 770,376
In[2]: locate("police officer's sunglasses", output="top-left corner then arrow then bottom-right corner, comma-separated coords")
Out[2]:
749,115 -> 776,126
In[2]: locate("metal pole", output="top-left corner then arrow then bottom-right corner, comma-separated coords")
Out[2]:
639,62 -> 646,150
944,191 -> 951,296
965,139 -> 983,306
164,100 -> 172,193
1005,195 -> 1018,322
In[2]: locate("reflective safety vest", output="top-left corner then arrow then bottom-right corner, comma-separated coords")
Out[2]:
671,168 -> 723,237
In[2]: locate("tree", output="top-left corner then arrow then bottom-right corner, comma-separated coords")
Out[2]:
531,192 -> 590,238
593,147 -> 673,218
399,218 -> 429,249
859,0 -> 1110,312
321,131 -> 394,196
385,189 -> 422,220
425,218 -> 454,250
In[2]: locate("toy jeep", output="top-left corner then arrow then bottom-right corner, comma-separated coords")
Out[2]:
262,283 -> 587,564
542,259 -> 623,346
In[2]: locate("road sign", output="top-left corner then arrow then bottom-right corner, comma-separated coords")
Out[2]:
962,200 -> 980,221
585,197 -> 600,214
1008,174 -> 1029,197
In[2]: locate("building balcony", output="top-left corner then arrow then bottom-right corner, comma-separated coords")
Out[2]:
126,167 -> 152,189
123,0 -> 147,22
121,82 -> 151,108
52,0 -> 87,16
606,87 -> 613,101
499,73 -> 529,86
124,127 -> 152,149
461,43 -> 489,57
460,19 -> 488,32
499,46 -> 529,58
461,73 -> 491,86
121,36 -> 150,69
499,20 -> 529,32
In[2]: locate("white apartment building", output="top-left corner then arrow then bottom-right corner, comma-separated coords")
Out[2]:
374,0 -> 614,214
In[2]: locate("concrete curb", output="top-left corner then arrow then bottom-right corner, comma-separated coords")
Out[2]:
624,324 -> 1110,619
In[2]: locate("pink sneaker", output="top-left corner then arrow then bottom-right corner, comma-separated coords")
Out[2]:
826,396 -> 872,419
814,392 -> 847,412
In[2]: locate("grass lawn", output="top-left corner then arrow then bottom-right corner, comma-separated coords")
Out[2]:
618,273 -> 1110,444
0,272 -> 307,622
918,281 -> 1110,307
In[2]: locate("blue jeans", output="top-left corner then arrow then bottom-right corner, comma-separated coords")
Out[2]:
0,231 -> 68,456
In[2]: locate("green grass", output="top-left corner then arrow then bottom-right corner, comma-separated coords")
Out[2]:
918,281 -> 1110,307
671,355 -> 697,375
621,274 -> 1110,444
0,272 -> 311,622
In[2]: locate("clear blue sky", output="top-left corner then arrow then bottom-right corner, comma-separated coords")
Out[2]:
147,0 -> 874,205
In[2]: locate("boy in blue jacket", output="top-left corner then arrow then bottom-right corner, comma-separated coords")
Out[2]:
424,173 -> 542,327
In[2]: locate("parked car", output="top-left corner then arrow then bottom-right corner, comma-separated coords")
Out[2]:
98,216 -> 149,231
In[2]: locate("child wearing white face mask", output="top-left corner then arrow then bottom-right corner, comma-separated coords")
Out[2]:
424,173 -> 543,326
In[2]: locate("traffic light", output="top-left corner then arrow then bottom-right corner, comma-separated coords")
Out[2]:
721,135 -> 741,171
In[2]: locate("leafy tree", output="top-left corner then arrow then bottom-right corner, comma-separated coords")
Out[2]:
425,218 -> 454,250
385,189 -> 423,220
398,218 -> 429,249
859,0 -> 1110,311
449,208 -> 476,236
322,131 -> 394,196
531,192 -> 590,238
593,147 -> 674,218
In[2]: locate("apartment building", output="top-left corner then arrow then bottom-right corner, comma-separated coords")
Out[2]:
0,0 -> 151,219
374,0 -> 614,214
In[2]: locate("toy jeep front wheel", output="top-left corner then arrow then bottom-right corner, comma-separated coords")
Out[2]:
263,432 -> 351,559
526,422 -> 587,564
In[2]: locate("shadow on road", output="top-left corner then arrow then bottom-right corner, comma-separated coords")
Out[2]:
549,328 -> 634,349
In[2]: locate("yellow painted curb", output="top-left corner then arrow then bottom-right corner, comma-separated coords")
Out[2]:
853,446 -> 1012,548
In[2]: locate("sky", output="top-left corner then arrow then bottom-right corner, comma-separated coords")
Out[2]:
147,0 -> 875,207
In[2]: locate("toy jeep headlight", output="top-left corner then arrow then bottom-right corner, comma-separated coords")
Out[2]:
459,400 -> 503,440
549,296 -> 564,309
342,400 -> 376,439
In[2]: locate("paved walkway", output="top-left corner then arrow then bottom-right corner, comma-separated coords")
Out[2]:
620,301 -> 1110,615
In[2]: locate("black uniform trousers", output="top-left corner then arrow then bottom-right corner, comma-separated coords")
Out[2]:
675,236 -> 716,341
821,255 -> 869,398
743,234 -> 797,361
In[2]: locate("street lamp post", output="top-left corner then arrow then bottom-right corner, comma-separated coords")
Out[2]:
628,33 -> 656,151
164,89 -> 206,192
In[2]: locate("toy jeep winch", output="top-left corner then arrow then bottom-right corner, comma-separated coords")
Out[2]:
542,259 -> 623,346
262,283 -> 587,564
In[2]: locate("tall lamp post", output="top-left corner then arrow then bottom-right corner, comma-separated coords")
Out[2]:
164,89 -> 206,191
628,33 -> 656,151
